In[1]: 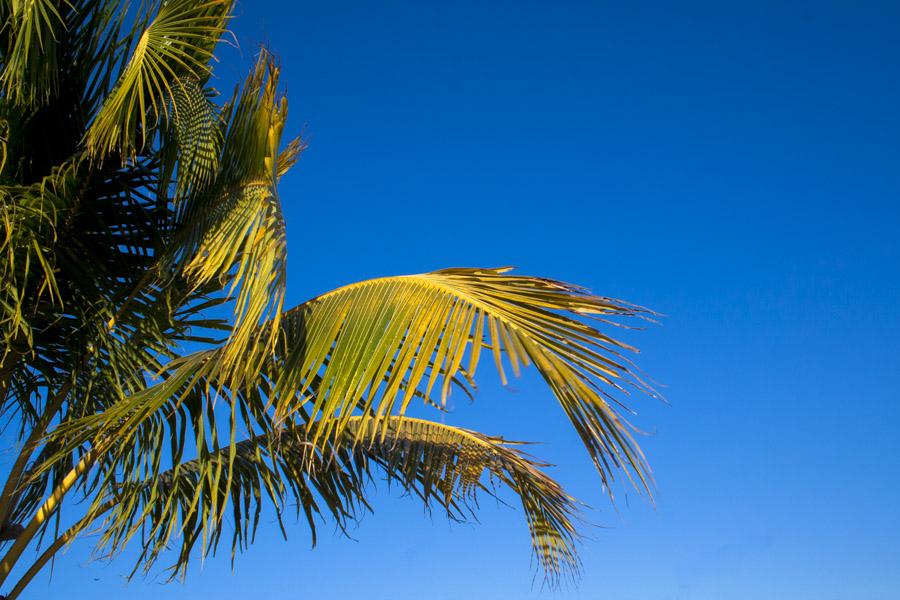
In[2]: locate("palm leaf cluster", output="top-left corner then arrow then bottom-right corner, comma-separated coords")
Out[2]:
0,0 -> 658,596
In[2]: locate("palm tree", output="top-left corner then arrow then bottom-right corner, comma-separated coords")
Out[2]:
0,1 -> 658,597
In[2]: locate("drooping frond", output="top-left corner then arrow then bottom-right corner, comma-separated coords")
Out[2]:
88,418 -> 364,578
86,0 -> 232,160
76,415 -> 578,583
268,267 -> 657,495
348,417 -> 581,581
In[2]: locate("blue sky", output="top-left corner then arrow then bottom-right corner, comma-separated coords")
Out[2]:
29,1 -> 900,599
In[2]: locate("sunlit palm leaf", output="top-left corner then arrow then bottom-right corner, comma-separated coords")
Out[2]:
86,0 -> 231,160
269,267 -> 656,494
178,50 -> 291,387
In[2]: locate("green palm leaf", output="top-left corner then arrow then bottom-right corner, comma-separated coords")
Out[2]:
0,0 -> 66,106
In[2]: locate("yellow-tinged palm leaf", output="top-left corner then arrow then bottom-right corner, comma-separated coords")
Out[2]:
275,135 -> 306,179
270,267 -> 657,495
184,180 -> 286,386
86,0 -> 231,160
179,51 -> 291,387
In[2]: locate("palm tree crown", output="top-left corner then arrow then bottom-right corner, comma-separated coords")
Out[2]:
0,1 -> 658,596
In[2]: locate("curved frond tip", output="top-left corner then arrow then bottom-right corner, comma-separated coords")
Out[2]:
350,417 -> 582,581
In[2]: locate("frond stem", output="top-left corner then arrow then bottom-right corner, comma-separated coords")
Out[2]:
0,449 -> 96,586
4,499 -> 117,600
0,381 -> 72,527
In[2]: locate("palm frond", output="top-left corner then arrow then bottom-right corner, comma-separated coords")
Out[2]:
86,0 -> 231,160
56,268 -> 655,497
269,267 -> 657,494
167,76 -> 220,198
77,415 -> 578,584
0,0 -> 67,106
87,417 -> 362,579
177,50 -> 291,387
349,417 -> 581,581
181,180 -> 286,384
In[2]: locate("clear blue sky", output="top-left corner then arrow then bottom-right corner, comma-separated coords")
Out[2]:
33,1 -> 900,599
